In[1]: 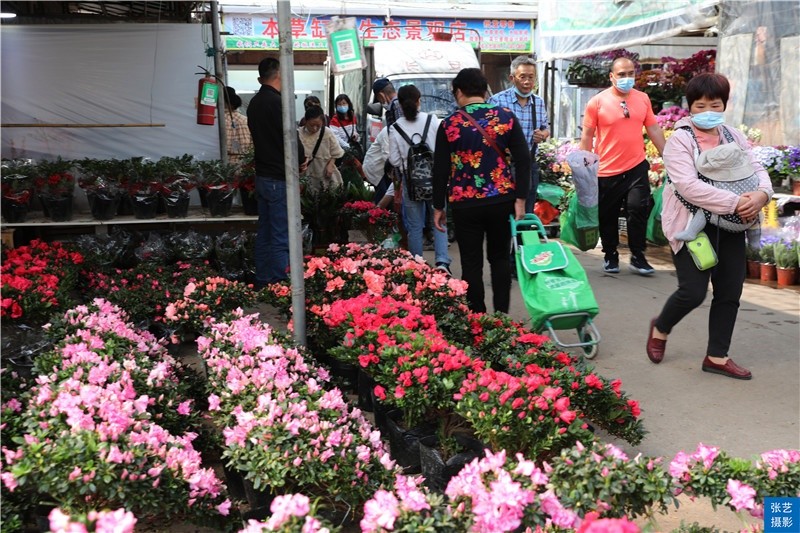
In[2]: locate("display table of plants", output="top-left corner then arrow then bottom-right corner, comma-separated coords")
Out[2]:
0,156 -> 257,227
1,239 -> 798,532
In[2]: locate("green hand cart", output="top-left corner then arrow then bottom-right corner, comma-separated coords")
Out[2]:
511,214 -> 601,359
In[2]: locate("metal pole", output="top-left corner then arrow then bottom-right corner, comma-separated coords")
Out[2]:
210,1 -> 228,164
278,0 -> 307,346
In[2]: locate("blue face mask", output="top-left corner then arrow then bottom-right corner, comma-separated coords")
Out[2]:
514,86 -> 533,99
691,111 -> 725,130
615,77 -> 635,93
336,105 -> 349,114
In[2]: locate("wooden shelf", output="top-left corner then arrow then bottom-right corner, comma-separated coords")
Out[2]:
1,207 -> 258,235
2,207 -> 257,227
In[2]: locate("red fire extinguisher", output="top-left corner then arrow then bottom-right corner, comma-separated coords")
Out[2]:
196,71 -> 218,126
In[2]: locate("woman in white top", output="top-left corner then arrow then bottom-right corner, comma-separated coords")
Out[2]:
298,106 -> 345,193
388,84 -> 450,272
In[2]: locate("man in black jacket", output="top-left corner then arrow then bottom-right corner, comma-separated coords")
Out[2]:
247,57 -> 307,287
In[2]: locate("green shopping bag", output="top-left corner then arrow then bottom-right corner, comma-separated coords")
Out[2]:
559,192 -> 599,251
515,235 -> 599,331
647,184 -> 668,246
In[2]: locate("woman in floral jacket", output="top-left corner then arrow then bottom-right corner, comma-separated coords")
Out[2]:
432,68 -> 531,313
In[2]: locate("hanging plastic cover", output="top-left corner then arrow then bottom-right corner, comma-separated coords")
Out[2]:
538,0 -> 720,62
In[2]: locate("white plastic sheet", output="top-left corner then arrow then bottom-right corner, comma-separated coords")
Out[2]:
1,24 -> 220,161
538,0 -> 719,62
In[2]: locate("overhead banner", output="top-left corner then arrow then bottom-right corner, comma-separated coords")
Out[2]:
223,15 -> 532,53
538,0 -> 719,61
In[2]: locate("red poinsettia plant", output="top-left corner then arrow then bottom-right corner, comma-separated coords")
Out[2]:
1,159 -> 35,204
34,158 -> 76,198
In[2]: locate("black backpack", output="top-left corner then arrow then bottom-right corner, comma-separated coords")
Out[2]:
393,114 -> 434,202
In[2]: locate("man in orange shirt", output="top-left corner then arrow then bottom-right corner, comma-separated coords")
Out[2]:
580,57 -> 666,275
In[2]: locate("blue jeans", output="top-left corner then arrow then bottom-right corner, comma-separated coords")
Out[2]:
255,176 -> 289,285
402,184 -> 450,266
525,163 -> 541,213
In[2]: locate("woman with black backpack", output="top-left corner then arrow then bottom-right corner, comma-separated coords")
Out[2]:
387,84 -> 452,274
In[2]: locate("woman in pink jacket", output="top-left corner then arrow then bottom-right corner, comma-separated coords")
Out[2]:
645,73 -> 773,380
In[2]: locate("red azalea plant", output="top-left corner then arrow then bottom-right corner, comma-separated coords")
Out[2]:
454,366 -> 595,460
1,240 -> 84,323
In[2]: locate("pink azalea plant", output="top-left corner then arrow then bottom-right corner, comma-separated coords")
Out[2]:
48,508 -> 137,533
164,276 -> 256,337
239,493 -> 334,533
669,443 -> 800,519
1,299 -> 231,525
199,312 -> 399,515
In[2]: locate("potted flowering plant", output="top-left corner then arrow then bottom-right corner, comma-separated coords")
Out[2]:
635,69 -> 687,112
34,157 -> 76,221
0,240 -> 84,324
47,508 -> 137,533
759,241 -> 777,282
156,154 -> 196,218
75,158 -> 125,220
1,159 -> 36,222
164,276 -> 256,339
752,145 -> 789,188
546,441 -> 676,519
241,494 -> 336,533
565,49 -> 639,87
669,444 -> 800,519
454,366 -> 595,461
774,240 -> 798,286
662,49 -> 716,82
238,149 -> 258,216
195,159 -> 240,216
201,315 -> 398,520
3,301 -> 232,527
360,474 -> 466,532
777,145 -> 800,194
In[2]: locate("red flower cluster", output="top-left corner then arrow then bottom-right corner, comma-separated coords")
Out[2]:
455,366 -> 594,459
1,240 -> 83,323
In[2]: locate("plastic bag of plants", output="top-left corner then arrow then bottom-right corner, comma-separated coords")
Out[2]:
1,323 -> 53,379
134,232 -> 171,264
166,230 -> 213,261
302,223 -> 313,255
214,231 -> 248,281
242,231 -> 257,285
214,231 -> 246,269
74,230 -> 139,269
109,228 -> 141,268
74,234 -> 120,269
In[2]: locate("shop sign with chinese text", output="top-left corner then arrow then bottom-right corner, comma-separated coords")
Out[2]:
223,15 -> 532,53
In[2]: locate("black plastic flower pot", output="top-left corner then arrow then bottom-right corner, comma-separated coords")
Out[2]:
132,193 -> 159,219
385,411 -> 436,473
164,193 -> 190,218
88,190 -> 121,221
419,434 -> 487,492
206,188 -> 234,217
239,186 -> 258,216
243,478 -> 274,510
357,369 -> 375,412
329,358 -> 359,395
40,195 -> 74,222
223,465 -> 247,501
1,197 -> 30,223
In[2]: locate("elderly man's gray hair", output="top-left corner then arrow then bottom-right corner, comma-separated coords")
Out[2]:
510,56 -> 537,75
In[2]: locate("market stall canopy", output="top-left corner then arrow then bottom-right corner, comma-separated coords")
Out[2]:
537,0 -> 719,62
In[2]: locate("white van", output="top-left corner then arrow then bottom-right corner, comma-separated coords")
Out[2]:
326,39 -> 481,144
